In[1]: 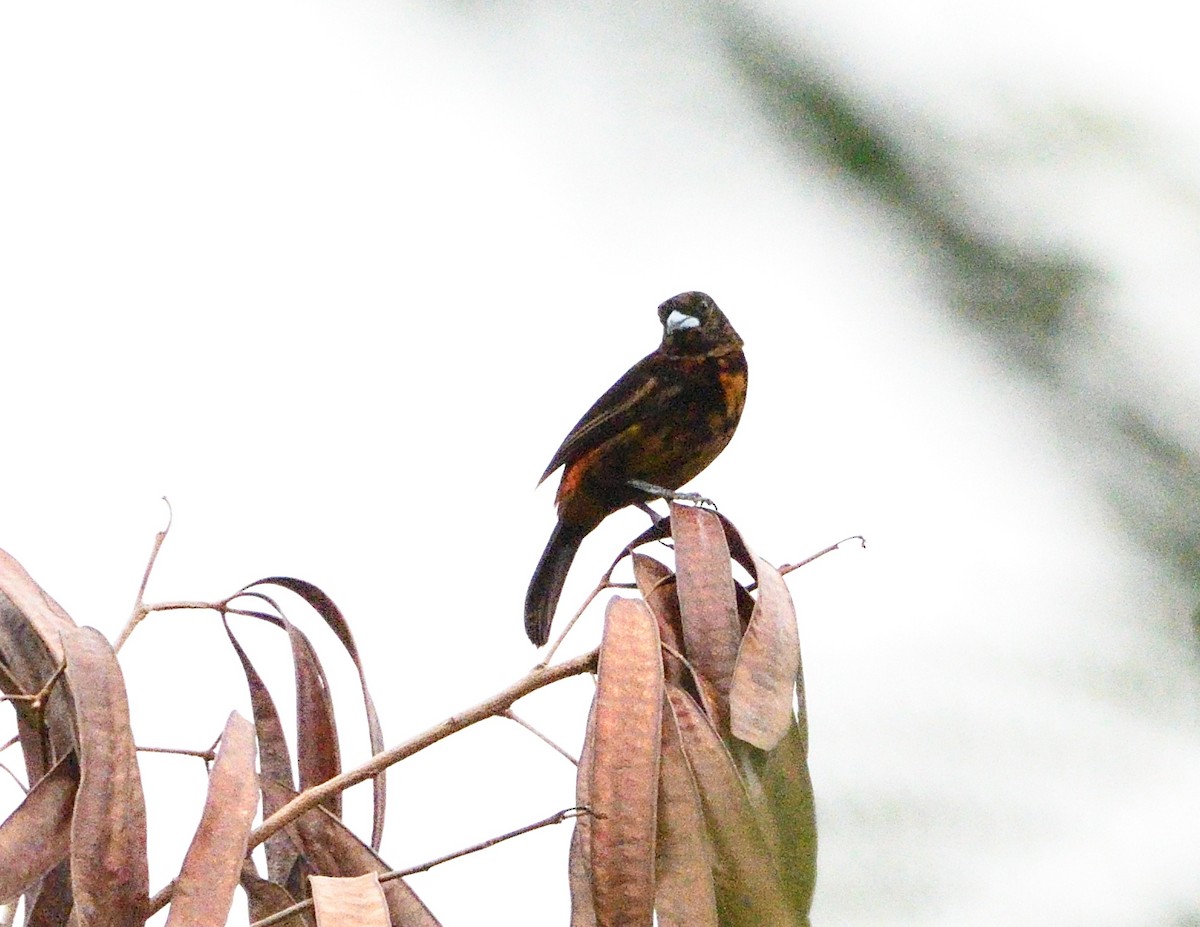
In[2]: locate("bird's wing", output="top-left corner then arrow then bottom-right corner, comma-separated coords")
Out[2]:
538,352 -> 682,484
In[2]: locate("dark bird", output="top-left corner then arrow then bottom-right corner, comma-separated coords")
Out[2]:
524,291 -> 748,646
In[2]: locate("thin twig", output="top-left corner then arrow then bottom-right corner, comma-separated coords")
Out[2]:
145,647 -> 599,918
541,537 -> 652,664
135,745 -> 217,762
1,660 -> 65,710
502,709 -> 579,765
246,897 -> 308,927
746,534 -> 866,590
114,498 -> 173,652
780,534 -> 866,575
111,600 -> 261,627
0,761 -> 28,794
386,807 -> 589,878
540,516 -> 677,662
145,600 -> 230,613
540,574 -> 615,665
247,808 -> 589,927
247,649 -> 596,849
31,660 -> 64,708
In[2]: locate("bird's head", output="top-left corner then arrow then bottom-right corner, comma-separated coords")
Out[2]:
657,291 -> 743,356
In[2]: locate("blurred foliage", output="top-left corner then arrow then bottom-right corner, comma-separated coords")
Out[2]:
721,10 -> 1200,609
721,14 -> 1092,370
1115,405 -> 1200,582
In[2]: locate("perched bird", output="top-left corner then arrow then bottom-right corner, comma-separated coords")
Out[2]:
524,291 -> 748,646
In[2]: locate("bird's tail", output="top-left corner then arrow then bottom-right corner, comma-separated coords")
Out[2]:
525,521 -> 586,646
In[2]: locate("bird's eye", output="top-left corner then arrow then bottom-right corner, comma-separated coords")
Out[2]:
665,309 -> 701,333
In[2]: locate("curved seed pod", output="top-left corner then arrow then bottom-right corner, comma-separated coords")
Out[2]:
589,597 -> 664,927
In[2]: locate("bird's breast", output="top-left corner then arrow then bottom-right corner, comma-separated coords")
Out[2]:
555,350 -> 747,525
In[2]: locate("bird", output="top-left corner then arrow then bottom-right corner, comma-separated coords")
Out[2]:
524,291 -> 748,646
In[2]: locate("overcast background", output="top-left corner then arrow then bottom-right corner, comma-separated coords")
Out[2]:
3,2 -> 1200,925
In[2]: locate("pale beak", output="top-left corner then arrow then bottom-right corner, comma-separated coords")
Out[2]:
665,309 -> 700,333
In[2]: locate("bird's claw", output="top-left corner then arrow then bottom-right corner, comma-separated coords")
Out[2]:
676,491 -> 718,510
627,480 -> 718,511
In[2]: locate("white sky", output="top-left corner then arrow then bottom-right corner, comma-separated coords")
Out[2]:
3,2 -> 1200,925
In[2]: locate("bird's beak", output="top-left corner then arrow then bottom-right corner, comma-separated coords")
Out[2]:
665,309 -> 701,333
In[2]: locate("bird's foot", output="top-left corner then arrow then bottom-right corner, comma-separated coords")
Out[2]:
673,491 -> 718,510
627,480 -> 718,510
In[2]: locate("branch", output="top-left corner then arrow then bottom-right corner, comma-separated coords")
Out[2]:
248,807 -> 589,927
746,534 -> 867,589
503,709 -> 579,765
541,574 -> 616,665
135,745 -> 217,762
539,524 -> 668,664
0,761 -> 27,794
779,534 -> 866,575
383,806 -> 589,878
114,498 -> 173,652
145,646 -> 599,917
250,647 -> 597,849
1,660 -> 65,713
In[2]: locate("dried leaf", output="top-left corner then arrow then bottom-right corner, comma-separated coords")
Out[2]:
166,712 -> 259,927
590,597 -> 664,927
762,722 -> 817,919
25,861 -> 73,927
713,515 -> 759,633
734,582 -> 756,629
631,554 -> 684,685
712,513 -> 757,580
259,779 -> 441,927
669,503 -> 740,731
311,872 -> 391,927
611,517 -> 673,570
294,652 -> 339,811
0,752 -> 78,900
285,626 -> 340,816
689,669 -> 728,740
569,700 -> 597,927
62,626 -> 149,927
223,616 -> 298,883
654,698 -> 717,927
246,578 -> 387,848
241,863 -> 316,927
231,594 -> 342,818
666,685 -> 798,927
0,547 -> 79,781
730,556 -> 801,751
793,633 -> 811,756
629,553 -> 724,738
286,853 -> 318,907
0,547 -> 76,665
